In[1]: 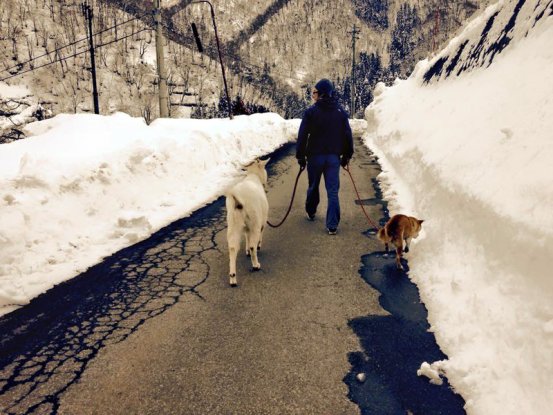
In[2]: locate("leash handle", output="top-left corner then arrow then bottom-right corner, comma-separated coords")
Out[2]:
343,164 -> 381,230
267,165 -> 305,228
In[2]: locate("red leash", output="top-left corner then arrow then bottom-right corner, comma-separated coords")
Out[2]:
343,164 -> 381,230
267,165 -> 306,228
267,163 -> 380,230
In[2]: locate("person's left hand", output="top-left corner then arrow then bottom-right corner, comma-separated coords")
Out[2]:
298,158 -> 307,168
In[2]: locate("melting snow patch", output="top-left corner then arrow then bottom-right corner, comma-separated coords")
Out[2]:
356,372 -> 367,383
417,361 -> 446,385
113,212 -> 153,243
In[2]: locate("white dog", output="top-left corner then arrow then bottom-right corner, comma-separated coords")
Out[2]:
225,159 -> 270,286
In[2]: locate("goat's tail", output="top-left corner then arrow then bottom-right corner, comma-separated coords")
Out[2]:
230,195 -> 243,210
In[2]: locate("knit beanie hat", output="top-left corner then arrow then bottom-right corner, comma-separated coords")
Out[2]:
314,78 -> 334,97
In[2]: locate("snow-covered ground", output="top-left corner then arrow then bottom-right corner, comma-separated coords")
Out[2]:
364,1 -> 553,414
0,112 -> 298,316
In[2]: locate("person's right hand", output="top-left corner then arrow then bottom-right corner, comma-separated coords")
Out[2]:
340,156 -> 350,167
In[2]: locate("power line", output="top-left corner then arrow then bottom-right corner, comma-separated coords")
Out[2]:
2,16 -> 304,91
95,28 -> 151,49
161,23 -> 309,85
2,9 -> 309,113
1,15 -> 149,76
0,28 -> 152,82
2,37 -> 88,75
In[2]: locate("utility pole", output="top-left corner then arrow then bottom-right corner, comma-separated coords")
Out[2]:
191,1 -> 233,120
154,0 -> 169,118
81,1 -> 99,114
348,24 -> 360,118
433,9 -> 440,52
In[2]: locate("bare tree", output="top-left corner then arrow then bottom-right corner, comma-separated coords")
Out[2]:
138,37 -> 149,62
25,36 -> 35,69
9,22 -> 22,62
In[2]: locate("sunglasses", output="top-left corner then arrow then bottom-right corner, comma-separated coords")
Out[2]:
312,90 -> 319,95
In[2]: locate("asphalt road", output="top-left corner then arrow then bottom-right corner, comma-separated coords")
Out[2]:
60,141 -> 383,415
0,139 -> 465,415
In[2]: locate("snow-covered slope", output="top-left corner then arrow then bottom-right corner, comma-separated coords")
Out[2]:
0,113 -> 297,316
364,0 -> 553,413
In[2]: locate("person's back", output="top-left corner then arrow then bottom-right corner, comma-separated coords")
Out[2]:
296,79 -> 354,235
298,97 -> 352,157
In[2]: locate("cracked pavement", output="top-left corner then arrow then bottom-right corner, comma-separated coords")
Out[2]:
0,141 -> 386,415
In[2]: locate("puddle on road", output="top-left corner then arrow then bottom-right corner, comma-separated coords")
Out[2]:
355,197 -> 381,206
344,254 -> 466,415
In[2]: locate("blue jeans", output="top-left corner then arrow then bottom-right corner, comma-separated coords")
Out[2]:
306,154 -> 340,230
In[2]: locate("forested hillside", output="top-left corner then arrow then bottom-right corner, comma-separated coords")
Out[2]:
0,0 -> 489,141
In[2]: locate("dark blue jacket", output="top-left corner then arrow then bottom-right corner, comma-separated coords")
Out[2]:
296,97 -> 354,160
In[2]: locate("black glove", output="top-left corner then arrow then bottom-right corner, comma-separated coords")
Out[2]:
340,156 -> 350,167
298,158 -> 306,168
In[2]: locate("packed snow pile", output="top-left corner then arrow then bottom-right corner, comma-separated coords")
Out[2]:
0,112 -> 296,316
364,1 -> 553,414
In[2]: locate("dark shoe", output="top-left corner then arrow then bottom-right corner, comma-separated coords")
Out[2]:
306,212 -> 315,221
327,228 -> 337,235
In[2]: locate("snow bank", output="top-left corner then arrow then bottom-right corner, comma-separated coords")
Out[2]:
0,112 -> 295,316
363,1 -> 553,414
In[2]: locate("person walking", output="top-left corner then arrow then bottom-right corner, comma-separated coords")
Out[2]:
296,78 -> 354,235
